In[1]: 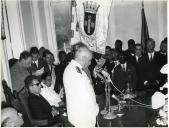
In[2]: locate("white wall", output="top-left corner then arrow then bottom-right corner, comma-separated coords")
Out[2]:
106,0 -> 167,50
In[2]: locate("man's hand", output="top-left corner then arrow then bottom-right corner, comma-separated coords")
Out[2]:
32,67 -> 44,76
144,80 -> 149,86
58,101 -> 65,107
51,107 -> 59,117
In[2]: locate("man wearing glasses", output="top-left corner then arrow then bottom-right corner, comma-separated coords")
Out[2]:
24,75 -> 60,125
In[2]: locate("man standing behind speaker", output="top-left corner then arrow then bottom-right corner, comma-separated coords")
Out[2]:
63,42 -> 99,127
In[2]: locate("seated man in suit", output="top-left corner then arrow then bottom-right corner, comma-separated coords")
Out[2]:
29,47 -> 46,77
43,50 -> 56,87
40,72 -> 64,107
10,51 -> 32,92
113,53 -> 137,93
25,75 -> 60,125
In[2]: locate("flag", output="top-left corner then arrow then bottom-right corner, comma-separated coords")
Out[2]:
71,0 -> 112,54
141,1 -> 149,53
1,0 -> 6,40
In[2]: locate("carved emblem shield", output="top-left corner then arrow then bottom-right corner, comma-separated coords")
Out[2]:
83,1 -> 100,35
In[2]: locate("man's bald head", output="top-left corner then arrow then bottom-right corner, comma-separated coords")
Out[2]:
72,42 -> 92,68
1,107 -> 24,127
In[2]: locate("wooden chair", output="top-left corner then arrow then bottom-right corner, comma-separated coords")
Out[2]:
17,87 -> 49,126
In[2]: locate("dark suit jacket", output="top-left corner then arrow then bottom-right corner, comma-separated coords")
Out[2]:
138,52 -> 161,89
124,49 -> 135,62
113,63 -> 137,91
28,93 -> 53,120
127,55 -> 144,90
156,51 -> 167,68
156,51 -> 167,87
29,58 -> 47,74
103,60 -> 115,77
54,63 -> 66,93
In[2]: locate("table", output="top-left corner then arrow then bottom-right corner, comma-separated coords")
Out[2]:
96,92 -> 158,127
60,92 -> 160,127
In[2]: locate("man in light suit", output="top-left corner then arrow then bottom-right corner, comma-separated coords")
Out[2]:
63,42 -> 99,127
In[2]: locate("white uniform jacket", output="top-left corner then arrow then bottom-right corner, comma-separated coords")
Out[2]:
63,60 -> 99,127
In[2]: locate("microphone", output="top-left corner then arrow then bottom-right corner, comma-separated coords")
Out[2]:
112,94 -> 120,102
101,70 -> 110,78
94,66 -> 111,81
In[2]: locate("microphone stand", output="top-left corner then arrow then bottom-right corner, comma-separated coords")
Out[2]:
100,80 -> 108,115
112,94 -> 125,117
103,80 -> 117,119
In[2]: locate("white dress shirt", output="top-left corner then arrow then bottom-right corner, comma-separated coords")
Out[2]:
40,82 -> 61,107
34,60 -> 38,67
121,63 -> 127,72
111,60 -> 119,74
48,64 -> 56,87
63,60 -> 99,127
148,52 -> 155,61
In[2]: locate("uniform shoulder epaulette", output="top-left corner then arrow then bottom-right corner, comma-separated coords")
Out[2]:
75,66 -> 82,74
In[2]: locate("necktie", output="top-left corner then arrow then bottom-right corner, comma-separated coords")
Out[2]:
34,62 -> 38,69
122,65 -> 125,72
150,54 -> 153,61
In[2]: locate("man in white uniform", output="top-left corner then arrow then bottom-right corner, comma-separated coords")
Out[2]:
63,42 -> 99,127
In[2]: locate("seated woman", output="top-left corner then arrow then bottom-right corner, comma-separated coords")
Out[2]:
24,75 -> 60,125
1,107 -> 24,127
40,72 -> 64,107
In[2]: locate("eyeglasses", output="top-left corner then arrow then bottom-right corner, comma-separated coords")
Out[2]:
32,82 -> 40,86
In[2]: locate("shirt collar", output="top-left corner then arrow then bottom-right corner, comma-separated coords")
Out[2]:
148,51 -> 155,56
160,52 -> 166,55
41,82 -> 47,88
121,62 -> 127,68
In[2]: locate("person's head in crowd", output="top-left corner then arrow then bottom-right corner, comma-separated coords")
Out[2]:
65,52 -> 73,65
39,47 -> 46,58
30,47 -> 39,62
93,52 -> 102,60
111,48 -> 119,61
146,38 -> 155,53
160,37 -> 167,54
95,54 -> 106,68
105,46 -> 112,56
1,107 -> 24,127
115,40 -> 123,53
51,54 -> 55,64
135,43 -> 143,57
119,53 -> 127,64
127,39 -> 136,53
73,42 -> 93,69
58,51 -> 66,64
107,50 -> 114,62
19,51 -> 32,68
41,72 -> 52,87
25,75 -> 41,95
43,50 -> 53,65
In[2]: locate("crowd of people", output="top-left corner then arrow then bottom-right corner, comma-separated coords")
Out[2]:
1,37 -> 167,127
